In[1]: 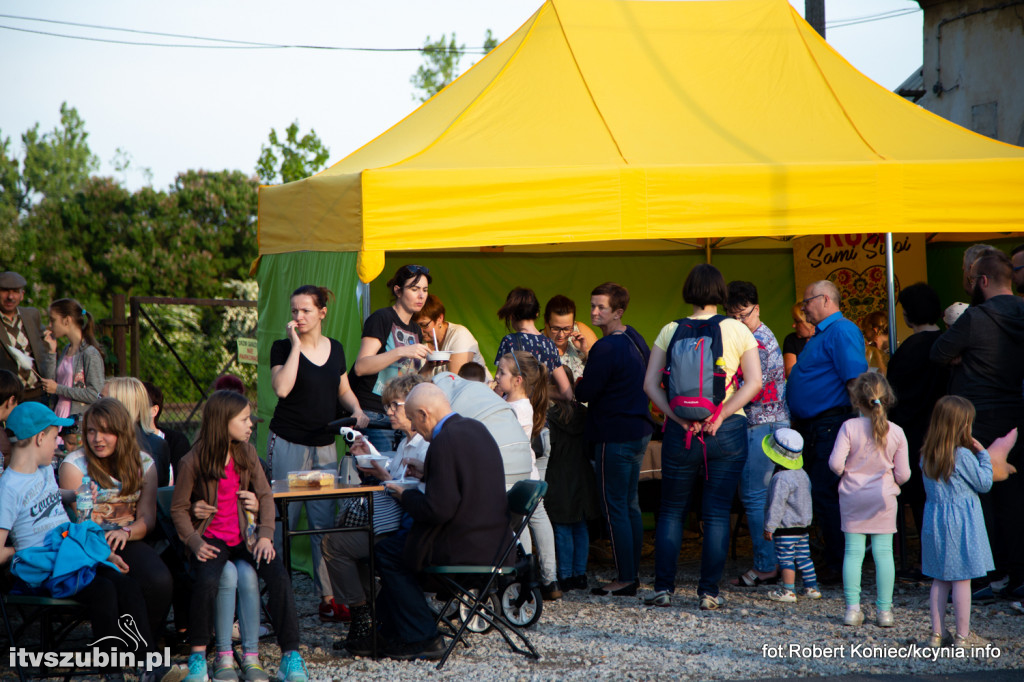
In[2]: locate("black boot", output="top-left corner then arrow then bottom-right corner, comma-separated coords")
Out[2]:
335,603 -> 373,650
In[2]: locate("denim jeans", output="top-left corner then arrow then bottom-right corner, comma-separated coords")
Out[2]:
740,421 -> 788,573
793,411 -> 850,573
655,414 -> 747,597
553,522 -> 589,580
215,559 -> 261,653
595,435 -> 651,583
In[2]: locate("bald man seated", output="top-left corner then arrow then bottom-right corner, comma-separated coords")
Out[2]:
345,383 -> 513,661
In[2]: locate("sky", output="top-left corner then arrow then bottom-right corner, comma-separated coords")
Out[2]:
0,1 -> 925,191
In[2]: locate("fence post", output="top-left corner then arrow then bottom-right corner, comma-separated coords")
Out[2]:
112,294 -> 127,376
130,298 -> 140,378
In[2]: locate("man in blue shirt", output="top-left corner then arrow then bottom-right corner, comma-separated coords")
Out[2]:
787,280 -> 867,582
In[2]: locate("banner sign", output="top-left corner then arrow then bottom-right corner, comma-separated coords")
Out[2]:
792,233 -> 927,343
237,338 -> 259,365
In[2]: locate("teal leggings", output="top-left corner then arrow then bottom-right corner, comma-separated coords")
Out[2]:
843,533 -> 895,611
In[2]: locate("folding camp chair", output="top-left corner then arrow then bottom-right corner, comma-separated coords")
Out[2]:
423,479 -> 547,670
2,580 -> 91,681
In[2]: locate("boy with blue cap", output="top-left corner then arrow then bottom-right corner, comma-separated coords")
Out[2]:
762,428 -> 821,602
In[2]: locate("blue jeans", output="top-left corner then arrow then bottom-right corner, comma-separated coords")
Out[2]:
794,411 -> 850,573
553,522 -> 589,580
215,559 -> 261,653
655,414 -> 747,597
740,422 -> 788,573
595,436 -> 651,583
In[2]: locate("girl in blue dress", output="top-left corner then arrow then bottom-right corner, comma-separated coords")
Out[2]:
920,396 -> 994,649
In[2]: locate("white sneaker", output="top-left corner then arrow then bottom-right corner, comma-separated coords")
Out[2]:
643,590 -> 671,607
767,589 -> 796,603
699,594 -> 724,611
877,609 -> 894,627
844,608 -> 864,626
802,587 -> 822,599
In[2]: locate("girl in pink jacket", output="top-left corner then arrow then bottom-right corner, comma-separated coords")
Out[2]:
829,372 -> 910,629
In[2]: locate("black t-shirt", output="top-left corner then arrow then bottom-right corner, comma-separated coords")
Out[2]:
269,337 -> 347,446
888,330 -> 948,439
350,307 -> 422,414
782,333 -> 808,358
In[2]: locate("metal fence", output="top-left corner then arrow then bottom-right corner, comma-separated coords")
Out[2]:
108,295 -> 257,443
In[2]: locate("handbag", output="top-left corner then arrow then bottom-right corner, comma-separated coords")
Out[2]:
337,497 -> 370,528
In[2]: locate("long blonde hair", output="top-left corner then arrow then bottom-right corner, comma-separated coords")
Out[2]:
81,398 -> 144,497
103,377 -> 155,434
921,396 -> 975,482
850,372 -> 895,449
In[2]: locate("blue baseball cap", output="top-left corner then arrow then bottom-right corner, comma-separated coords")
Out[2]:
7,402 -> 74,441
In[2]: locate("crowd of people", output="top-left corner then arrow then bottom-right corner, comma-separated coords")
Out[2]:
0,242 -> 1022,674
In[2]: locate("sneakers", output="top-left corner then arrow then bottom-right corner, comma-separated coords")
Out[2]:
877,609 -> 894,627
562,574 -> 588,592
971,585 -> 995,603
319,599 -> 352,623
953,631 -> 990,652
643,590 -> 671,607
184,653 -> 208,682
212,654 -> 237,682
239,655 -> 269,682
540,581 -> 563,601
141,665 -> 187,682
277,651 -> 307,682
843,608 -> 864,626
927,630 -> 953,648
802,587 -> 822,599
767,589 -> 796,603
699,594 -> 724,611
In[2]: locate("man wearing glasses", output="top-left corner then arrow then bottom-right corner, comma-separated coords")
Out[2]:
786,280 -> 867,585
932,248 -> 1024,601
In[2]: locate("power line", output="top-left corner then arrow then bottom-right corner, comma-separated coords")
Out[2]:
0,13 -> 491,53
828,8 -> 920,30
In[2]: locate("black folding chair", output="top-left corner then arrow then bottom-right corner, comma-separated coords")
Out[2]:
423,479 -> 547,670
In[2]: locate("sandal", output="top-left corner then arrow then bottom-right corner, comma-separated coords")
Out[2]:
731,570 -> 778,587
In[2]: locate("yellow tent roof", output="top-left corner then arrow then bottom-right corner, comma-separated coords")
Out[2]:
257,0 -> 1024,283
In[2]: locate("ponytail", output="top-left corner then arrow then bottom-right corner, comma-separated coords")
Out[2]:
502,351 -> 549,439
49,298 -> 100,351
850,372 -> 895,449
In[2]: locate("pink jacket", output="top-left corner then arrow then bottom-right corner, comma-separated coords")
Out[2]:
828,417 -> 910,534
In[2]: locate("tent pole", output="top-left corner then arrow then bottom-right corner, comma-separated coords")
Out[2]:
885,233 -> 897,354
705,240 -> 712,264
358,281 -> 371,322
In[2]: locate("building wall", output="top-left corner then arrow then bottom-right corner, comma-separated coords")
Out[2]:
916,0 -> 1024,145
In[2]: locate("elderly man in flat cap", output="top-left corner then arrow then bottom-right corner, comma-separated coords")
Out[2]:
0,271 -> 46,401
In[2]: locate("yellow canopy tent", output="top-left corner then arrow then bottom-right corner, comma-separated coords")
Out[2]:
257,0 -> 1024,284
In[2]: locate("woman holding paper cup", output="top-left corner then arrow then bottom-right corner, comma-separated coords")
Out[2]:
322,373 -> 429,650
269,284 -> 367,623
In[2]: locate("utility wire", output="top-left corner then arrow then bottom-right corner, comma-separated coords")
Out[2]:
828,8 -> 920,29
0,13 -> 491,52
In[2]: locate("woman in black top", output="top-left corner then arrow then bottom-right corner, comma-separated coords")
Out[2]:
269,285 -> 367,621
887,283 -> 948,548
782,302 -> 815,379
351,265 -> 431,453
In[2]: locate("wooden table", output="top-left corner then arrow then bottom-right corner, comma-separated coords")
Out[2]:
272,478 -> 386,656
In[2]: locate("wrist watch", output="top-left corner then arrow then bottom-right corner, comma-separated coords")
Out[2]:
122,526 -> 132,538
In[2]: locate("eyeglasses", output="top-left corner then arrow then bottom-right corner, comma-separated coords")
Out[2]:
1013,264 -> 1024,273
800,294 -> 825,307
729,305 -> 757,322
385,401 -> 405,413
406,265 -> 429,276
547,325 -> 574,336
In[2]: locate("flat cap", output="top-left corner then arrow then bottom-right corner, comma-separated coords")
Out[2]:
0,271 -> 27,289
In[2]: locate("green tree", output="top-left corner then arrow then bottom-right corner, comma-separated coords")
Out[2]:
410,30 -> 498,102
255,121 -> 330,185
0,102 -> 98,215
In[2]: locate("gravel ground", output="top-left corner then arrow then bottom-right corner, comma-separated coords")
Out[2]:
268,533 -> 1024,681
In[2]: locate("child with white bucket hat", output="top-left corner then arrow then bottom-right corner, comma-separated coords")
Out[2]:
762,428 -> 821,602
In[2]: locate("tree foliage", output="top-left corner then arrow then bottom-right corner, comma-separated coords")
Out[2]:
255,121 -> 330,185
0,102 -> 99,215
410,30 -> 498,102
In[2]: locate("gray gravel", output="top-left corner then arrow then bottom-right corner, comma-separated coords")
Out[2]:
263,536 -> 1024,681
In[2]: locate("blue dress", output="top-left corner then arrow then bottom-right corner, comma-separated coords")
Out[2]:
920,447 -> 994,581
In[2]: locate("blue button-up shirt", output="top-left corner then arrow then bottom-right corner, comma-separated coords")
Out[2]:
431,411 -> 456,440
786,312 -> 867,419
